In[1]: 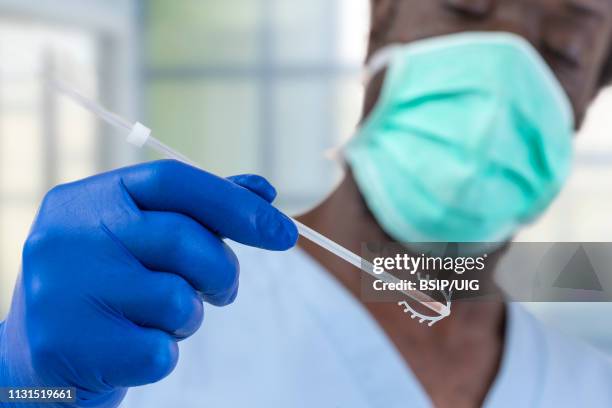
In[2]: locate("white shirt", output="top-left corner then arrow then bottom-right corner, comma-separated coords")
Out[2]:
121,244 -> 612,407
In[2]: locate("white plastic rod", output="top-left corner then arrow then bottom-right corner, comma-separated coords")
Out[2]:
52,79 -> 449,317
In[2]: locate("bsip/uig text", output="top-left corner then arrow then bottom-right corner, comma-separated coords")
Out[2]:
370,253 -> 485,293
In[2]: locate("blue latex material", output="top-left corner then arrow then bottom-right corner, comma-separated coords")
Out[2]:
0,160 -> 297,407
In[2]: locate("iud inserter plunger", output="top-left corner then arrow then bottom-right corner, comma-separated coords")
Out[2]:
51,78 -> 451,325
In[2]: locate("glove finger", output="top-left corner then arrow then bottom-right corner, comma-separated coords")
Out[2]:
92,322 -> 179,387
227,174 -> 277,203
106,210 -> 239,306
118,160 -> 297,250
101,267 -> 205,339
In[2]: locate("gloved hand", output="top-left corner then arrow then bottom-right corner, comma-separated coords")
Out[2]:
0,160 -> 297,407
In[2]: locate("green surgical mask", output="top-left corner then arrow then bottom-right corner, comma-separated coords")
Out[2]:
345,32 -> 574,246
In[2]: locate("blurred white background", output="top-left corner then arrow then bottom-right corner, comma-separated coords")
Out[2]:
0,0 -> 611,352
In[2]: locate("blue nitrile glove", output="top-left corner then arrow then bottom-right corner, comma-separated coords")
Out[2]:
0,160 -> 297,408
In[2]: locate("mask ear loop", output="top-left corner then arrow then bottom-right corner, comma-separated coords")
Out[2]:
324,44 -> 404,162
361,44 -> 403,85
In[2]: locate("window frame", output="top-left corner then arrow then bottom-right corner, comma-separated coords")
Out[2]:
0,0 -> 140,313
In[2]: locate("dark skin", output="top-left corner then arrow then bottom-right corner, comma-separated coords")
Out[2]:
296,1 -> 612,407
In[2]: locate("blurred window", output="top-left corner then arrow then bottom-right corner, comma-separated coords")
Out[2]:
0,21 -> 98,312
144,0 -> 369,213
0,1 -> 138,316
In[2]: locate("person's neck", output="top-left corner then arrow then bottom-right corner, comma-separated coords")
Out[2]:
295,172 -> 506,341
297,172 -> 507,406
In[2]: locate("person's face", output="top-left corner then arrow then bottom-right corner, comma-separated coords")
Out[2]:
367,0 -> 612,126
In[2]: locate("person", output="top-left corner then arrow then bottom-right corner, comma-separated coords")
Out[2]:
2,1 -> 612,407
